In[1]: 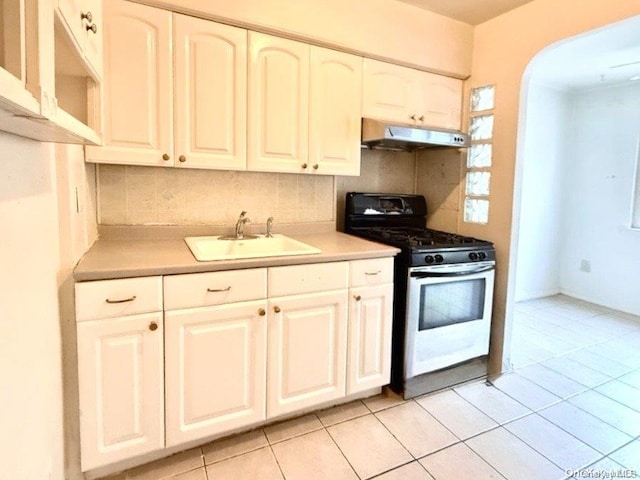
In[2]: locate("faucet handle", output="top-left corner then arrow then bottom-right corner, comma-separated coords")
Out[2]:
266,217 -> 274,237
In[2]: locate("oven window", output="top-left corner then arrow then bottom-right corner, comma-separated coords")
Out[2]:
418,279 -> 486,330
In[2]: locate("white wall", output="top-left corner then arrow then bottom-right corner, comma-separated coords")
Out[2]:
515,83 -> 571,301
0,132 -> 97,480
559,83 -> 640,314
0,133 -> 64,480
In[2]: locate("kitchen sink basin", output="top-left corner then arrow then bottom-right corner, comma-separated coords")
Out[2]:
184,234 -> 322,261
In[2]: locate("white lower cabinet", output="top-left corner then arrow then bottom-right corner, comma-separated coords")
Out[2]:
76,257 -> 394,471
267,290 -> 348,417
164,301 -> 267,446
76,312 -> 165,471
348,283 -> 394,394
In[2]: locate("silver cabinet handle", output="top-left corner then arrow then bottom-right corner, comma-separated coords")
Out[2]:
105,295 -> 136,304
365,270 -> 381,276
207,286 -> 231,292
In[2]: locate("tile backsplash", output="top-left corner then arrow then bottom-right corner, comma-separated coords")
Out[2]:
97,165 -> 335,226
96,149 -> 463,229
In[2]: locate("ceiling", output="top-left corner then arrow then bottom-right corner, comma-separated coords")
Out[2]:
394,0 -> 535,25
530,15 -> 640,90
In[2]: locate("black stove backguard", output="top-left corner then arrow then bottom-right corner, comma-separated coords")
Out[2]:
345,192 -> 427,232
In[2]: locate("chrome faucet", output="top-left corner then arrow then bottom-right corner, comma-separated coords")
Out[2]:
235,211 -> 251,239
266,217 -> 274,237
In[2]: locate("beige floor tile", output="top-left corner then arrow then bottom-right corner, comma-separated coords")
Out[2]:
316,400 -> 369,427
271,429 -> 357,480
561,349 -> 632,377
539,401 -> 632,454
202,429 -> 268,465
263,413 -> 323,444
416,389 -> 497,440
466,428 -> 565,480
454,381 -> 531,424
595,380 -> 640,412
170,468 -> 207,480
517,363 -> 588,398
374,462 -> 434,480
617,369 -> 640,389
362,388 -> 406,413
375,401 -> 458,458
587,342 -> 640,369
126,448 -> 204,480
528,309 -> 577,326
581,314 -> 637,335
490,373 -> 561,411
609,440 -> 640,471
204,446 -> 283,480
420,443 -> 503,480
568,390 -> 640,437
541,357 -> 612,387
552,303 -> 606,320
504,414 -> 599,471
327,414 -> 412,479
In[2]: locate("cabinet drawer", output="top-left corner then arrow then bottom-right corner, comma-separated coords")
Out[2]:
269,262 -> 349,297
350,258 -> 394,287
75,276 -> 163,322
164,268 -> 267,310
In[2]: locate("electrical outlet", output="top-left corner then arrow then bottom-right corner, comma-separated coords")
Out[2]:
580,259 -> 591,273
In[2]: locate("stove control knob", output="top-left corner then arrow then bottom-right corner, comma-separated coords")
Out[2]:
425,255 -> 435,264
435,254 -> 444,263
469,252 -> 478,261
478,251 -> 487,260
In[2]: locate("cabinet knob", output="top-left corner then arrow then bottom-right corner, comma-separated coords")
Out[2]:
274,306 -> 281,313
86,23 -> 98,34
162,153 -> 170,161
80,11 -> 93,22
354,295 -> 362,301
179,155 -> 186,163
410,114 -> 416,120
258,308 -> 266,316
301,163 -> 308,169
312,164 -> 319,170
419,115 -> 425,122
149,322 -> 158,331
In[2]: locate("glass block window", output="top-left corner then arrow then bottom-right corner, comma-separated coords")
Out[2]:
470,114 -> 494,140
464,199 -> 490,224
471,85 -> 495,112
467,143 -> 492,168
466,172 -> 491,196
464,85 -> 495,225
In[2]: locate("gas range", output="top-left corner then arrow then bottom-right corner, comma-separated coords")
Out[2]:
344,192 -> 495,398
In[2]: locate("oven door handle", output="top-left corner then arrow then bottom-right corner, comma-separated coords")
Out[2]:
410,265 -> 495,278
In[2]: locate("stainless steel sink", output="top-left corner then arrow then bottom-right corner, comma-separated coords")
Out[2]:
184,234 -> 322,262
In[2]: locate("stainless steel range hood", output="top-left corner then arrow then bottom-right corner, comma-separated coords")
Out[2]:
361,118 -> 470,151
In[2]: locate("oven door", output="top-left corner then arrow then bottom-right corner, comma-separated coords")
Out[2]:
404,262 -> 495,379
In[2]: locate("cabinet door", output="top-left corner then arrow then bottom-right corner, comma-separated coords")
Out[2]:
82,0 -> 103,79
415,72 -> 463,130
268,291 -> 347,418
248,32 -> 309,173
165,301 -> 267,446
309,47 -> 362,176
362,58 -> 414,125
86,0 -> 173,166
77,312 -> 164,471
57,0 -> 85,53
348,284 -> 393,394
174,15 -> 247,170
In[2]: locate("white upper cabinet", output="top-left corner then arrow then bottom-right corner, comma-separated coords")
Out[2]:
57,0 -> 103,78
86,0 -> 173,166
87,2 -> 248,169
363,58 -> 462,131
173,15 -> 247,170
309,46 -> 362,176
248,32 -> 310,173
